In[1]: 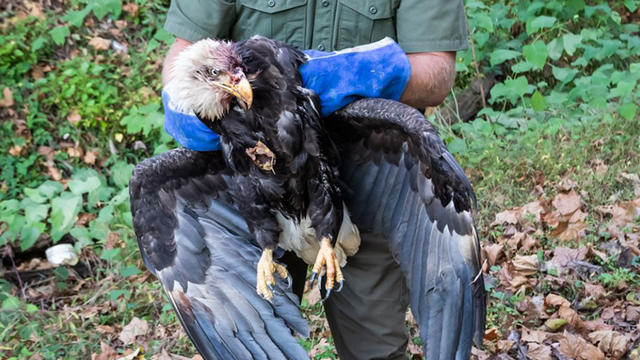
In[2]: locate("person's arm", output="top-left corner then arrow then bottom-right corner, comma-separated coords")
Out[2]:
401,51 -> 456,108
162,37 -> 193,87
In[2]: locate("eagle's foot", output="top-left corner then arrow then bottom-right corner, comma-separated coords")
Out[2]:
256,249 -> 290,300
310,237 -> 344,300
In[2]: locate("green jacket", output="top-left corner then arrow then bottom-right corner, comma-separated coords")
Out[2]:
164,0 -> 468,53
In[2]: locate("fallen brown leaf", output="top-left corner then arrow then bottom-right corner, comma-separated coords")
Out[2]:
558,331 -> 604,360
23,1 -> 45,19
588,330 -> 629,360
118,317 -> 149,345
558,305 -> 584,330
0,87 -> 14,107
89,37 -> 111,51
491,208 -> 520,227
67,146 -> 84,158
552,190 -> 582,216
304,285 -> 322,306
122,3 -> 139,17
547,246 -> 588,273
527,343 -> 552,360
91,342 -> 117,360
520,200 -> 546,223
584,283 -> 606,299
9,145 -> 23,157
67,110 -> 82,125
520,328 -> 549,343
545,293 -> 570,307
483,243 -> 504,266
484,327 -> 499,341
512,254 -> 539,275
557,177 -> 577,192
84,150 -> 98,165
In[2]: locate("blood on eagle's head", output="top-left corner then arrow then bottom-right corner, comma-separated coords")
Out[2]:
165,39 -> 252,121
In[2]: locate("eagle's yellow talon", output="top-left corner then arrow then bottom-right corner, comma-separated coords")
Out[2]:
310,237 -> 344,298
256,249 -> 289,300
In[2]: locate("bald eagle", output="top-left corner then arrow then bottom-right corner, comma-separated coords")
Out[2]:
131,36 -> 485,359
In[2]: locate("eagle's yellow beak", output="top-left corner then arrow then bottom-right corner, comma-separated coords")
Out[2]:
212,77 -> 253,110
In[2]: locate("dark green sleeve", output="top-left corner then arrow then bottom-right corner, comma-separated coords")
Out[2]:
395,0 -> 468,53
164,0 -> 236,42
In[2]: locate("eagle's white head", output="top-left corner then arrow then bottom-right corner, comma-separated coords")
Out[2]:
164,39 -> 253,121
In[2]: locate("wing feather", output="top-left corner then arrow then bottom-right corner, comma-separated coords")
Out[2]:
330,99 -> 486,359
130,148 -> 309,360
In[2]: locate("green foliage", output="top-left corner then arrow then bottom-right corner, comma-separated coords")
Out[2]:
458,0 -> 639,117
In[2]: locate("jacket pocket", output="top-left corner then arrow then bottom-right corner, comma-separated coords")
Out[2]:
234,0 -> 307,47
334,0 -> 397,50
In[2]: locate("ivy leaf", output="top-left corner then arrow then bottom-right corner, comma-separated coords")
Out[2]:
563,33 -> 582,56
530,91 -> 547,111
91,0 -> 122,19
24,201 -> 49,223
70,227 -> 91,250
121,103 -> 163,136
552,66 -> 579,84
20,223 -> 44,251
68,175 -> 101,195
447,137 -> 467,155
120,265 -> 141,277
49,26 -> 70,46
523,40 -> 548,69
511,61 -> 534,74
49,192 -> 83,242
526,16 -> 557,35
37,181 -> 64,199
490,49 -> 521,66
505,76 -> 532,98
473,13 -> 494,32
62,7 -> 92,27
619,102 -> 638,121
547,38 -> 564,60
2,296 -> 20,310
111,162 -> 134,189
24,187 -> 47,203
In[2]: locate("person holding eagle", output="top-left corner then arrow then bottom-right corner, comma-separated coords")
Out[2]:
129,0 -> 485,359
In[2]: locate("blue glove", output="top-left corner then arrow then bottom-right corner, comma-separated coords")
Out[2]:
300,37 -> 411,117
162,90 -> 221,151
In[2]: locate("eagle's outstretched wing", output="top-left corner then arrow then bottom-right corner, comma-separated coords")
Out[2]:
129,148 -> 309,360
330,99 -> 486,359
130,99 -> 485,360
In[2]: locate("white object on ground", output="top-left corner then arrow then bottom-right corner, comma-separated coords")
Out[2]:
45,244 -> 78,266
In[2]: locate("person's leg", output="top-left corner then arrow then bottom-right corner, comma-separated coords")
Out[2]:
323,231 -> 410,360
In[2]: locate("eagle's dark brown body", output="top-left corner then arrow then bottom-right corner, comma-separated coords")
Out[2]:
196,37 -> 344,258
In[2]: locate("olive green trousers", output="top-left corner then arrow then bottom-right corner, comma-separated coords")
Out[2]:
323,231 -> 411,360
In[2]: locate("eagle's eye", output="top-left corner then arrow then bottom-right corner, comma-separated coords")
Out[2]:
210,68 -> 220,77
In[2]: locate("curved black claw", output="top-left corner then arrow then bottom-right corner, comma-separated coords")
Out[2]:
268,284 -> 274,292
323,288 -> 332,301
317,273 -> 323,291
310,271 -> 317,285
286,275 -> 293,289
336,280 -> 344,292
